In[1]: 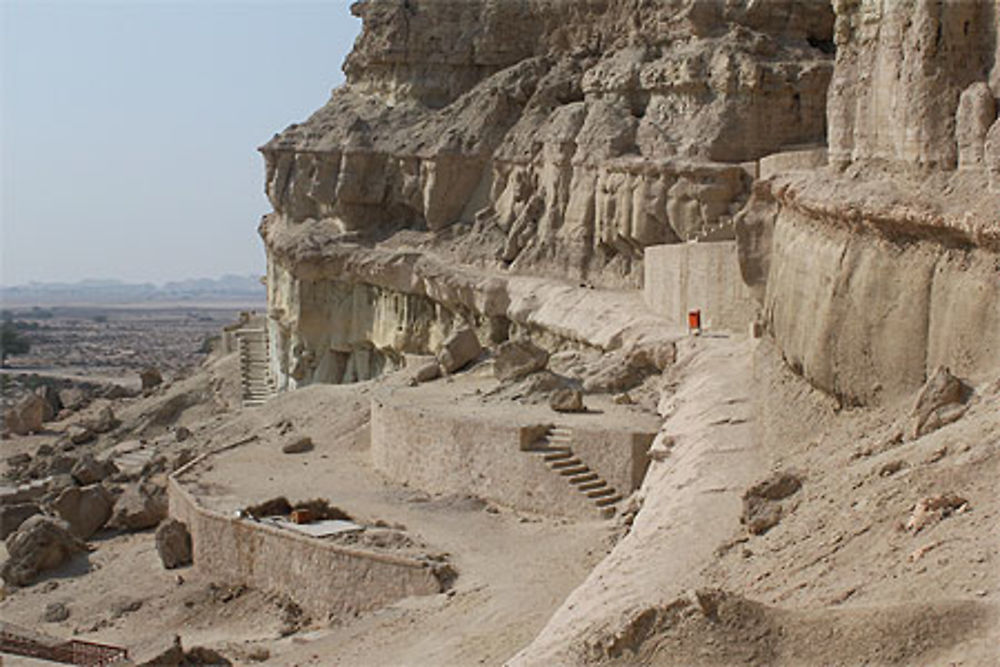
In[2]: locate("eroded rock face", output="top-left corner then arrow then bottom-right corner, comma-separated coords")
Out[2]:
261,0 -> 834,288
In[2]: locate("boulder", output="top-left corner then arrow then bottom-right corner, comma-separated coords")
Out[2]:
282,436 -> 314,454
87,405 -> 119,434
47,454 -> 78,476
140,367 -> 163,391
71,454 -> 117,485
0,502 -> 41,540
58,387 -> 88,411
413,361 -> 442,384
174,425 -> 192,442
1,515 -> 88,586
494,338 -> 549,382
109,482 -> 167,530
909,367 -> 969,439
136,635 -> 185,667
550,388 -> 586,413
5,394 -> 47,435
67,423 -> 96,445
155,519 -> 192,569
42,601 -> 70,623
35,385 -> 62,421
51,484 -> 115,539
436,328 -> 482,374
741,471 -> 803,536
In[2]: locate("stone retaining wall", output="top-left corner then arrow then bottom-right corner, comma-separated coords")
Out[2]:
167,468 -> 442,621
370,399 -> 651,518
643,241 -> 757,332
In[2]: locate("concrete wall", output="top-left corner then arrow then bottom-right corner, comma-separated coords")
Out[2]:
643,241 -> 757,332
370,400 -> 650,519
167,475 -> 442,621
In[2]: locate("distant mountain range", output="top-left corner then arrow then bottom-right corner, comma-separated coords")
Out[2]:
0,275 -> 266,305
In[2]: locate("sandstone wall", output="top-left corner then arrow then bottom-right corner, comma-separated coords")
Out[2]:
643,241 -> 757,332
370,398 -> 651,518
261,0 -> 836,288
168,472 -> 441,620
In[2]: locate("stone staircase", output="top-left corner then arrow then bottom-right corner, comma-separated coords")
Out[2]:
531,425 -> 623,518
236,328 -> 275,408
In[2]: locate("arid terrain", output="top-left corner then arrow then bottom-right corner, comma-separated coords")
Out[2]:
2,0 -> 999,665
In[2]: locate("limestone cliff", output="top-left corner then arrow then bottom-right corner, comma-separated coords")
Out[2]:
739,0 -> 1000,405
261,0 -> 834,287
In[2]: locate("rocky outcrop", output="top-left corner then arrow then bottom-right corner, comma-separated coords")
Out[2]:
1,515 -> 88,586
261,0 -> 835,295
736,0 -> 1000,404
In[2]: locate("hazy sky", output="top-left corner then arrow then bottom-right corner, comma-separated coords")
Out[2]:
1,0 -> 361,286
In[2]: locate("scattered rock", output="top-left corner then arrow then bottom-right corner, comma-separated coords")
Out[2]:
909,367 -> 969,439
47,454 -> 79,476
906,493 -> 969,534
0,502 -> 41,540
58,387 -> 88,412
742,471 -> 802,535
171,448 -> 196,471
87,405 -> 119,434
66,423 -> 96,445
184,646 -> 233,666
42,601 -> 70,623
494,338 -> 549,382
140,367 -> 164,391
136,634 -> 184,667
71,453 -> 118,485
282,436 -> 314,454
101,384 -> 132,399
174,425 -> 192,442
35,385 -> 62,421
110,597 -> 144,618
155,519 -> 192,569
51,484 -> 115,539
7,452 -> 31,468
413,361 -> 442,384
1,515 -> 88,586
4,394 -> 47,435
437,328 -> 482,374
109,482 -> 168,531
550,387 -> 585,413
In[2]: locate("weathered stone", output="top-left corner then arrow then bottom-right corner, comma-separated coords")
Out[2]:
87,405 -> 119,434
910,367 -> 968,439
549,388 -> 585,413
42,601 -> 70,623
4,394 -> 46,435
58,387 -> 87,411
155,519 -> 192,569
282,436 -> 314,454
906,493 -> 969,534
109,482 -> 167,531
437,328 -> 482,374
1,515 -> 88,586
956,82 -> 997,169
741,471 -> 802,536
0,502 -> 41,540
67,423 -> 95,445
71,454 -> 117,486
47,454 -> 78,476
51,484 -> 115,539
986,118 -> 1000,192
174,425 -> 192,442
101,384 -> 132,399
413,361 -> 442,384
494,338 -> 549,382
136,635 -> 184,667
140,367 -> 164,391
184,646 -> 233,666
35,385 -> 61,421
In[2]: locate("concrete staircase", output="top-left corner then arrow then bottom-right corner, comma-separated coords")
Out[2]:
236,328 -> 275,408
532,426 -> 623,518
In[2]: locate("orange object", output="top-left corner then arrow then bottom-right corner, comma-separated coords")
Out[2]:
290,509 -> 314,525
688,309 -> 701,331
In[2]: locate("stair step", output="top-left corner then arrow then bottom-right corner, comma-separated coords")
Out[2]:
568,473 -> 600,484
577,480 -> 607,491
550,458 -> 583,469
542,450 -> 573,462
586,487 -> 616,499
594,494 -> 623,507
558,465 -> 590,476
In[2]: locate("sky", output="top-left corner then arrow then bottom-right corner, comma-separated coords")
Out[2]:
0,0 -> 361,286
